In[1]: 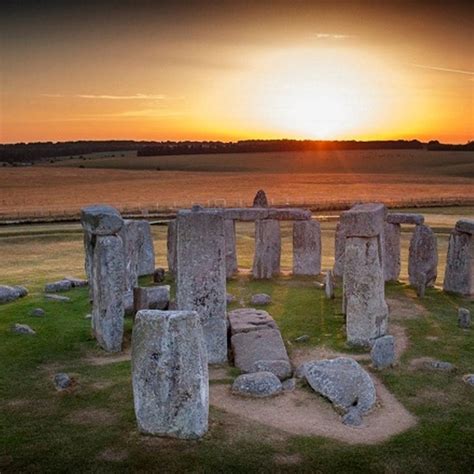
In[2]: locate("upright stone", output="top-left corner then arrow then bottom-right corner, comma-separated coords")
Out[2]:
342,203 -> 388,347
167,220 -> 177,276
136,220 -> 155,276
383,222 -> 401,282
333,222 -> 346,277
119,220 -> 140,293
444,226 -> 474,296
325,270 -> 335,299
176,209 -> 227,363
132,310 -> 208,439
253,189 -> 269,208
83,230 -> 95,300
224,219 -> 238,279
252,220 -> 281,279
293,220 -> 321,276
408,224 -> 438,288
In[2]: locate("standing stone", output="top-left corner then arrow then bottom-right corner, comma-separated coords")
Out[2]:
253,189 -> 269,208
383,222 -> 401,282
408,224 -> 438,287
132,310 -> 209,439
458,308 -> 471,329
444,228 -> 474,296
325,270 -> 335,299
92,235 -> 125,352
136,220 -> 155,276
293,220 -> 321,276
119,220 -> 140,293
224,219 -> 238,279
83,230 -> 96,300
167,220 -> 177,276
252,220 -> 281,279
333,222 -> 346,277
176,209 -> 227,364
342,203 -> 388,347
370,335 -> 395,369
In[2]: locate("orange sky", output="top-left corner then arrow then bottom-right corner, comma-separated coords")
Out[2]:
0,1 -> 473,143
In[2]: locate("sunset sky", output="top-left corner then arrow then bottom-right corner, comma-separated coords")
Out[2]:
0,0 -> 473,144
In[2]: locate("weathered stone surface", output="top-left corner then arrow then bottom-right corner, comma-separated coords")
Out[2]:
383,222 -> 401,282
386,213 -> 424,225
293,220 -> 321,276
344,236 -> 388,346
282,378 -> 296,392
228,308 -> 277,335
153,268 -> 166,283
81,205 -> 124,236
136,220 -> 155,276
251,293 -> 272,305
83,230 -> 95,300
12,323 -> 36,335
252,189 -> 269,208
176,209 -> 227,364
416,272 -> 427,298
119,220 -> 140,292
443,230 -> 474,296
371,335 -> 395,369
166,220 -> 177,275
92,235 -> 125,352
222,208 -> 311,221
325,270 -> 335,299
342,407 -> 363,426
253,219 -> 281,279
251,359 -> 292,380
408,224 -> 438,287
463,374 -> 474,386
14,286 -> 28,297
45,294 -> 71,302
341,203 -> 386,238
295,362 -> 309,379
44,279 -> 72,293
0,285 -> 28,304
304,357 -> 376,415
133,285 -> 170,313
425,360 -> 455,372
458,308 -> 471,329
231,329 -> 290,374
224,219 -> 238,279
232,372 -> 282,398
455,218 -> 474,235
132,310 -> 208,439
54,373 -> 72,390
31,308 -> 45,317
333,222 -> 347,277
64,276 -> 88,288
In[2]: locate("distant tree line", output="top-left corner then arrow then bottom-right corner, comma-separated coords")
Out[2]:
0,138 -> 472,163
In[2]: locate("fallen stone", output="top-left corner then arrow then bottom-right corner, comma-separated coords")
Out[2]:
64,276 -> 88,288
251,359 -> 292,381
295,335 -> 310,343
132,310 -> 208,439
45,294 -> 71,302
228,308 -> 277,335
408,224 -> 438,287
304,357 -> 376,415
12,323 -> 36,335
224,219 -> 238,279
294,362 -> 309,379
386,213 -> 424,225
463,374 -> 474,386
371,335 -> 395,369
282,378 -> 296,392
455,219 -> 474,235
0,285 -> 28,304
30,308 -> 45,317
226,293 -> 236,305
13,286 -> 28,298
81,205 -> 124,236
340,203 -> 386,238
44,279 -> 73,293
252,219 -> 281,279
458,308 -> 471,329
232,372 -> 282,398
251,293 -> 272,305
252,189 -> 269,208
342,407 -> 363,427
153,268 -> 166,283
325,270 -> 335,299
293,220 -> 321,276
54,373 -> 72,390
133,285 -> 170,313
425,360 -> 455,372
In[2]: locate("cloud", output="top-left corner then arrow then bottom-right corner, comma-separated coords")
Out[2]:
411,64 -> 474,76
315,33 -> 355,40
41,93 -> 168,100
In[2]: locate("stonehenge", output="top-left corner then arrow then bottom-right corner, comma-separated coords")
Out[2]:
408,224 -> 438,288
167,219 -> 177,276
224,219 -> 238,279
252,219 -> 281,279
293,220 -> 321,276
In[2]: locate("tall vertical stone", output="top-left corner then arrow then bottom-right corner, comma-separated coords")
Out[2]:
224,219 -> 238,279
293,220 -> 321,276
252,220 -> 281,279
119,220 -> 140,293
167,220 -> 177,276
443,220 -> 474,296
136,220 -> 155,276
83,230 -> 95,301
132,310 -> 209,439
333,222 -> 346,277
408,224 -> 438,287
342,203 -> 388,347
383,222 -> 401,282
176,208 -> 227,364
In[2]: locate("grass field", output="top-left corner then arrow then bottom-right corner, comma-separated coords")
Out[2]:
1,212 -> 473,472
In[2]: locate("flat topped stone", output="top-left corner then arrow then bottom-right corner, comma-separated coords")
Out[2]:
455,219 -> 474,235
386,213 -> 424,225
232,372 -> 282,398
178,206 -> 312,221
228,308 -> 278,335
81,205 -> 124,235
340,203 -> 386,237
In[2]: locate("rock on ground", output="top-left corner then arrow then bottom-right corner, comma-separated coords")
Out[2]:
425,360 -> 455,372
251,359 -> 292,381
12,323 -> 36,335
45,294 -> 71,302
463,374 -> 474,386
232,372 -> 282,397
54,373 -> 72,390
342,407 -> 363,426
228,308 -> 278,335
0,285 -> 28,304
64,276 -> 88,288
304,357 -> 376,415
458,308 -> 471,329
44,279 -> 73,293
31,308 -> 45,317
370,335 -> 395,369
251,293 -> 272,305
